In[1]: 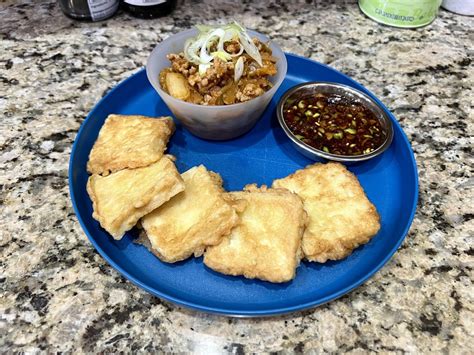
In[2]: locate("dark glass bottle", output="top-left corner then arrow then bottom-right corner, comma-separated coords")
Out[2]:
122,0 -> 177,19
59,0 -> 119,21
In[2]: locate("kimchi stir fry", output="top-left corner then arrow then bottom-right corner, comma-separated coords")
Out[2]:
159,22 -> 278,105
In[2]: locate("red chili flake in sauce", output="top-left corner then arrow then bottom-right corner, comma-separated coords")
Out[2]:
283,93 -> 387,155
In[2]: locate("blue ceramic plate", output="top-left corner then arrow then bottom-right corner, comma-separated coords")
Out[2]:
69,54 -> 418,316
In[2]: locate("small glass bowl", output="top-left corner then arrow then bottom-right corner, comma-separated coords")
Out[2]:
276,82 -> 394,162
146,28 -> 287,140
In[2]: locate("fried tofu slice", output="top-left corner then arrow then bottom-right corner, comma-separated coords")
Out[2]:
87,156 -> 184,240
140,165 -> 239,263
204,185 -> 308,283
87,114 -> 175,175
272,162 -> 380,263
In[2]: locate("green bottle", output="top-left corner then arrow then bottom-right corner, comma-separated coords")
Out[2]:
359,0 -> 442,28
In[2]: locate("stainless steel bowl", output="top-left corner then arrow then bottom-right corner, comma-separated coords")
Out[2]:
276,82 -> 394,162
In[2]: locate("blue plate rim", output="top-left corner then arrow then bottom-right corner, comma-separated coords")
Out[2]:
68,53 -> 419,317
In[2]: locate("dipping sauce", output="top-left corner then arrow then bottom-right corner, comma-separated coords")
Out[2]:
283,92 -> 387,156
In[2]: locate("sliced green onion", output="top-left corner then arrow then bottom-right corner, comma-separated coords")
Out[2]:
234,56 -> 244,82
238,32 -> 263,67
199,28 -> 225,63
183,21 -> 263,77
211,51 -> 232,61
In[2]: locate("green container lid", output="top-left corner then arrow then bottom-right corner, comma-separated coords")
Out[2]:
359,0 -> 442,28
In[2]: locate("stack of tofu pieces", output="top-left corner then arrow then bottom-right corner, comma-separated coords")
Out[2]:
87,114 -> 380,283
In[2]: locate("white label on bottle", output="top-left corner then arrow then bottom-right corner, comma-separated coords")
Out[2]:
124,0 -> 167,5
87,0 -> 119,21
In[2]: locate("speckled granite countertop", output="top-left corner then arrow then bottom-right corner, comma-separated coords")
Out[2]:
1,0 -> 473,352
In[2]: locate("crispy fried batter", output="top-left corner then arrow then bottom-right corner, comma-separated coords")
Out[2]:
87,156 -> 184,240
140,165 -> 239,263
272,162 -> 380,263
87,114 -> 175,175
204,185 -> 307,283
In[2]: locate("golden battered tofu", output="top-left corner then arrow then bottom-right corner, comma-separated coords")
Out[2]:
87,114 -> 175,175
273,162 -> 380,263
87,156 -> 184,240
140,165 -> 239,263
204,185 -> 307,283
